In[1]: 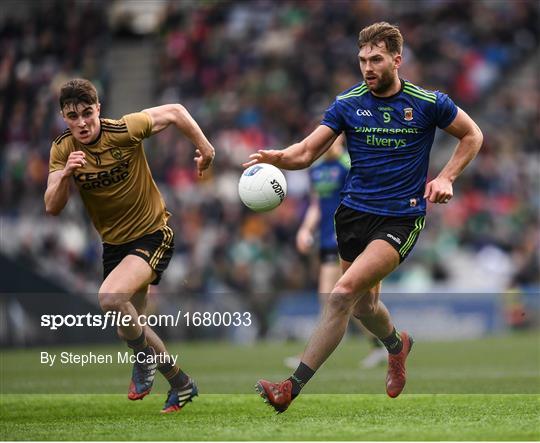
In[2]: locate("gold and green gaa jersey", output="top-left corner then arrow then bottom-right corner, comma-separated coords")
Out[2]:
49,112 -> 170,245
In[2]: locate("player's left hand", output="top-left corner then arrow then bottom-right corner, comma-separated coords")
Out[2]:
424,176 -> 453,204
194,146 -> 215,177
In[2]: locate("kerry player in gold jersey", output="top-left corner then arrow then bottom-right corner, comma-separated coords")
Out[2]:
45,79 -> 215,413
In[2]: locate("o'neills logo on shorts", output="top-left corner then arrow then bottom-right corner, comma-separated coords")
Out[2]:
74,161 -> 130,190
386,233 -> 401,245
135,249 -> 150,257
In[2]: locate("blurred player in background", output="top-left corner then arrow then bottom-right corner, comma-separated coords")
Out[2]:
44,79 -> 215,413
246,22 -> 483,412
285,135 -> 386,370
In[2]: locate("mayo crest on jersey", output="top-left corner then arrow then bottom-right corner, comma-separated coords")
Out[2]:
310,154 -> 349,249
321,79 -> 458,216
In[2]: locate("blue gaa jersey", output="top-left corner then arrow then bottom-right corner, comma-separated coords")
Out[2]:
321,79 -> 458,216
310,154 -> 349,250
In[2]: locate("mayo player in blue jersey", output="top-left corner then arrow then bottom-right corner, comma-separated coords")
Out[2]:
285,136 -> 387,370
246,22 -> 482,412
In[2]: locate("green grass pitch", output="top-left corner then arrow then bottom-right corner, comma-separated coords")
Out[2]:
1,331 -> 539,440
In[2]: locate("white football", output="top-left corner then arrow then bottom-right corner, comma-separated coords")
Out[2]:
238,163 -> 287,212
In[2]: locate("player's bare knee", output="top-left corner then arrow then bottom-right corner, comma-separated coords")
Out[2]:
328,284 -> 357,314
98,292 -> 124,313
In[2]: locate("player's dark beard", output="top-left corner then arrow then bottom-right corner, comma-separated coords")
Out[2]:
369,70 -> 394,95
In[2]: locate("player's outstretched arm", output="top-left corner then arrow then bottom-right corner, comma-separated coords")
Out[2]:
44,151 -> 86,215
142,104 -> 215,176
424,108 -> 483,204
243,125 -> 338,170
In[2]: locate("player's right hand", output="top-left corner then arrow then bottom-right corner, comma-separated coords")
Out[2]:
242,149 -> 284,168
296,228 -> 314,254
62,151 -> 86,177
194,146 -> 215,177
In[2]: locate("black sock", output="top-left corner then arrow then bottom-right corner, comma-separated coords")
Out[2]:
370,336 -> 384,349
288,362 -> 315,398
126,332 -> 150,353
380,328 -> 403,354
158,362 -> 190,389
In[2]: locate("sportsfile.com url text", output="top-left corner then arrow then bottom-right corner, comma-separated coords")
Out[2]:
40,311 -> 252,330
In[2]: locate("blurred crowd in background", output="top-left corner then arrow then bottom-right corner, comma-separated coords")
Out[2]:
1,1 -> 538,321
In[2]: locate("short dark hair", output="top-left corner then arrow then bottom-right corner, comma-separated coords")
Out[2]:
59,79 -> 98,110
358,22 -> 403,55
